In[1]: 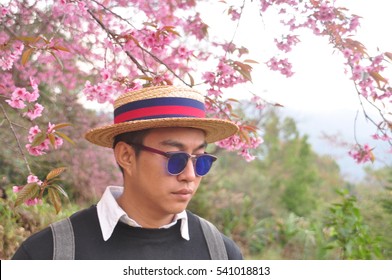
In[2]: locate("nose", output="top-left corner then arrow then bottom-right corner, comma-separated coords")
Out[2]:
177,158 -> 197,181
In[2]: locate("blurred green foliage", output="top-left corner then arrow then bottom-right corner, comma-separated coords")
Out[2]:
324,189 -> 382,259
189,108 -> 391,259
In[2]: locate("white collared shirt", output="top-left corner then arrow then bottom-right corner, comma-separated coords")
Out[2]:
96,186 -> 190,241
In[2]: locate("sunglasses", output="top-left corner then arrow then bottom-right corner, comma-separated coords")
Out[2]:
130,143 -> 217,177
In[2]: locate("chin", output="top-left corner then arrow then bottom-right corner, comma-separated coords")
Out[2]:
169,203 -> 189,214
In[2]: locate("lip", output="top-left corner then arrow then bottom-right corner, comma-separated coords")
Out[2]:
172,189 -> 193,199
172,189 -> 193,195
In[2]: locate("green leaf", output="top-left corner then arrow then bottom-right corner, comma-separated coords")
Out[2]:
16,36 -> 39,43
48,133 -> 56,148
131,75 -> 153,82
243,59 -> 259,64
385,52 -> 392,62
46,167 -> 66,181
14,183 -> 40,207
54,131 -> 75,145
48,188 -> 62,214
31,132 -> 47,147
48,50 -> 64,70
187,73 -> 195,87
49,184 -> 69,199
233,61 -> 253,82
21,48 -> 34,66
237,68 -> 252,82
52,45 -> 71,52
52,123 -> 72,130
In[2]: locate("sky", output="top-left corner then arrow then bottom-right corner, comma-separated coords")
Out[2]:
201,0 -> 392,181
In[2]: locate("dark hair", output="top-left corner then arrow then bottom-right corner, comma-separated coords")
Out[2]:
113,129 -> 151,174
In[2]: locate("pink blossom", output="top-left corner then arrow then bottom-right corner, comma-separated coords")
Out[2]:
204,59 -> 247,89
83,80 -> 120,104
30,76 -> 38,92
152,75 -> 165,85
28,125 -> 41,142
372,54 -> 384,65
27,174 -> 43,185
38,139 -> 51,150
126,82 -> 143,91
372,133 -> 391,141
251,95 -> 266,110
77,1 -> 88,13
351,64 -> 364,81
24,90 -> 39,103
25,123 -> 64,155
342,48 -> 353,59
348,144 -> 374,164
177,46 -> 193,60
5,98 -> 26,109
216,131 -> 263,161
314,3 -> 335,22
0,40 -> 24,70
267,57 -> 279,71
47,122 -> 56,133
11,88 -> 29,100
101,69 -> 111,81
349,15 -> 361,32
5,78 -> 41,116
219,42 -> 237,53
267,57 -> 294,77
239,149 -> 256,162
54,137 -> 64,149
13,186 -> 23,193
202,72 -> 215,83
25,198 -> 42,206
26,144 -> 46,156
1,7 -> 9,18
206,88 -> 222,98
229,9 -> 241,21
260,0 -> 271,12
143,34 -> 156,48
183,13 -> 208,40
274,35 -> 300,53
24,103 -> 44,120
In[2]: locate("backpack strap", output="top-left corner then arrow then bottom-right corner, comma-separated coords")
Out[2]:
198,216 -> 228,260
50,217 -> 75,260
49,215 -> 228,260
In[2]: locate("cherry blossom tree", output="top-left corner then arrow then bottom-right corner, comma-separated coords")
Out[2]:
1,0 -> 391,210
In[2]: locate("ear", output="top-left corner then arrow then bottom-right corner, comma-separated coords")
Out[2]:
114,142 -> 135,176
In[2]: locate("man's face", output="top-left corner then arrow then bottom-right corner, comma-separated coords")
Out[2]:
125,127 -> 206,219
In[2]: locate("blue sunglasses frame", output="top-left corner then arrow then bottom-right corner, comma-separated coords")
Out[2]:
129,143 -> 217,176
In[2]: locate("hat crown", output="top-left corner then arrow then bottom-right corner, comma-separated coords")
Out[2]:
113,86 -> 206,125
114,85 -> 204,109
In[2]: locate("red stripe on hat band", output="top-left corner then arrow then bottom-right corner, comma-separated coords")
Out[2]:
114,105 -> 206,124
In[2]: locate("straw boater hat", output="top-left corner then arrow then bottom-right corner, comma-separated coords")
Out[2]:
85,85 -> 239,148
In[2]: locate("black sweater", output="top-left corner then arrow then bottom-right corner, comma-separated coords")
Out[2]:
12,206 -> 243,260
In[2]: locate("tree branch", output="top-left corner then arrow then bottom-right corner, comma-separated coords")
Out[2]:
0,103 -> 32,175
87,9 -> 150,76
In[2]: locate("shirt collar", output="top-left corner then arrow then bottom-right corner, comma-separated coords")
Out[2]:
97,186 -> 189,241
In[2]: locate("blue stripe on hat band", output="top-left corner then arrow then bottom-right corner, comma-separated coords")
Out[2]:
114,97 -> 205,118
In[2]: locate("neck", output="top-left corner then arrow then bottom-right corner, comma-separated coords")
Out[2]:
117,192 -> 175,228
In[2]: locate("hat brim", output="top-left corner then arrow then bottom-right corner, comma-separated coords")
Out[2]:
84,117 -> 239,148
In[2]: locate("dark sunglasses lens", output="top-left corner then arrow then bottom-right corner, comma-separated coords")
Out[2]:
195,155 -> 215,176
167,153 -> 189,175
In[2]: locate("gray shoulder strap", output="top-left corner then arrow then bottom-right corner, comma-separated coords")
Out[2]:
50,217 -> 75,260
198,217 -> 228,260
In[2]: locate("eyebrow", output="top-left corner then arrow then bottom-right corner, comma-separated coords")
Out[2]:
160,139 -> 207,152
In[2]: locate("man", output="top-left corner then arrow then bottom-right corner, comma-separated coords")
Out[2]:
12,85 -> 243,260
